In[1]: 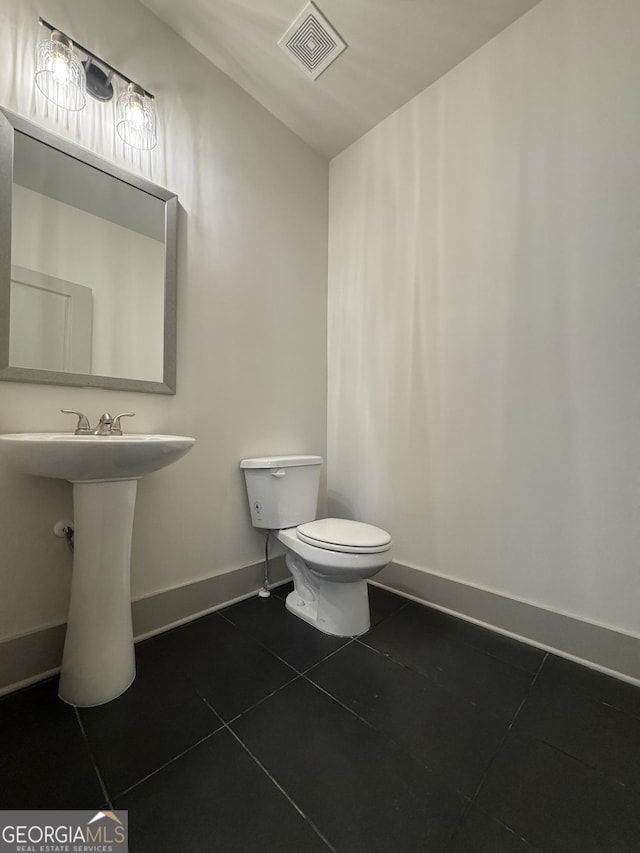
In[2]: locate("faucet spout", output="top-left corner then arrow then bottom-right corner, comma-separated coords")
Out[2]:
93,413 -> 114,435
92,412 -> 135,435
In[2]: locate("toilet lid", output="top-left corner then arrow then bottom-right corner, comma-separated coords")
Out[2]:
296,518 -> 392,554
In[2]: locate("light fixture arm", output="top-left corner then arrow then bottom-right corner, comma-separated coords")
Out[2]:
38,17 -> 154,100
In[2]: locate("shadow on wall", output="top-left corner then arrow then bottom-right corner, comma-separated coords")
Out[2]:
327,491 -> 357,520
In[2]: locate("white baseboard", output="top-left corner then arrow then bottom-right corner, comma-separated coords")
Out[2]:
374,562 -> 640,685
4,556 -> 636,695
0,556 -> 288,696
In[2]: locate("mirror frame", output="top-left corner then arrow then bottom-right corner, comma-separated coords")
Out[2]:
0,107 -> 177,394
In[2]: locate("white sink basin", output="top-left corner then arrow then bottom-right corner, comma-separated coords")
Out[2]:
0,431 -> 195,707
0,432 -> 195,482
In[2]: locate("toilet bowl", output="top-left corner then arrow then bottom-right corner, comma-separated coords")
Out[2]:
240,456 -> 393,637
278,519 -> 392,636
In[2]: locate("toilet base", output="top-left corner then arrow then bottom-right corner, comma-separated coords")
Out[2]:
285,578 -> 371,637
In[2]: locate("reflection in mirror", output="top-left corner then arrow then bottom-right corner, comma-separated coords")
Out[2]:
10,265 -> 93,373
13,133 -> 165,381
0,108 -> 177,394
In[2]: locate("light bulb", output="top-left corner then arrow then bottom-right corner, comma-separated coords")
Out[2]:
51,54 -> 70,83
126,98 -> 145,128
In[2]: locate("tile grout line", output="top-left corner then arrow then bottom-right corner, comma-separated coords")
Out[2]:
299,668 -> 464,797
211,628 -> 470,801
441,652 -> 550,853
142,594 -> 555,845
358,630 -> 543,684
443,799 -> 543,853
92,620 -> 361,809
134,598 -> 539,816
522,736 -> 640,801
218,597 -> 358,677
355,636 -> 530,727
366,600 -> 410,630
216,602 -> 311,674
443,653 -> 548,853
74,708 -> 113,809
298,637 -> 358,675
374,598 -> 549,675
78,685 -> 226,804
472,651 -> 549,801
216,604 -> 640,797
300,666 -> 495,851
219,595 -> 479,851
12,588 -> 637,852
220,598 -> 476,849
222,674 -> 303,726
225,723 -> 339,853
113,725 -> 225,800
215,637 -> 360,728
217,603 -> 480,842
505,653 -> 549,734
301,668 -> 400,735
217,613 -> 640,847
218,589 -> 425,682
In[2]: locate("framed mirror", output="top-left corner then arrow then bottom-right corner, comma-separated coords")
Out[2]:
0,108 -> 177,394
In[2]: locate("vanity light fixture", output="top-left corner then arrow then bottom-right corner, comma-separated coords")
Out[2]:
34,18 -> 157,150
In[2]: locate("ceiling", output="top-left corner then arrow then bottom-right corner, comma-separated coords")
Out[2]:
140,0 -> 543,159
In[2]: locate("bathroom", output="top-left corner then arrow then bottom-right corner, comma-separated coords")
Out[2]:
0,0 -> 638,850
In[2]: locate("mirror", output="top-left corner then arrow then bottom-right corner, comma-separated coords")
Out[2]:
0,108 -> 177,394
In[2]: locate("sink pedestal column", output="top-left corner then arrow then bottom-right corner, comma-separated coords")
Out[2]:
59,479 -> 138,707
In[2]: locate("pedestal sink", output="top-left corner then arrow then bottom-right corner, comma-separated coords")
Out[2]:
0,433 -> 195,706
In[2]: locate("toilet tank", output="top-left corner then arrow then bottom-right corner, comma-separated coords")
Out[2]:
240,455 -> 322,530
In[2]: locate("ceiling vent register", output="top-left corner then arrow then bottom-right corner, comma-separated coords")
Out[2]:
278,2 -> 346,80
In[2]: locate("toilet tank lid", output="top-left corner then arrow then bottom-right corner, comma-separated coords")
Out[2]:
240,455 -> 322,469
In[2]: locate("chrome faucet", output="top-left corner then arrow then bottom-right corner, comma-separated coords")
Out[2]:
62,410 -> 136,435
93,412 -> 136,435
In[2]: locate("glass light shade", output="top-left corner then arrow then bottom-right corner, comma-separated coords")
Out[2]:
35,31 -> 86,111
116,83 -> 157,150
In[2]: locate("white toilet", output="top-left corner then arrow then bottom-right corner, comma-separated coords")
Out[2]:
240,455 -> 392,637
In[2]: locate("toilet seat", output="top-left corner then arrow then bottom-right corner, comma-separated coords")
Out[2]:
296,518 -> 392,554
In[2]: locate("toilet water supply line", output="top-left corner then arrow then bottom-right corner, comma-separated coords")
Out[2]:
259,530 -> 272,598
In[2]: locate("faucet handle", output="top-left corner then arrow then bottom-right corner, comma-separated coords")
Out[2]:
111,412 -> 135,435
61,409 -> 92,434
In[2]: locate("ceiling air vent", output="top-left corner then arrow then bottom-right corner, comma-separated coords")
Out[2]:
278,2 -> 346,81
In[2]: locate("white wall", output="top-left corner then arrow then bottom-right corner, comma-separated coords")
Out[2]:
328,0 -> 639,636
0,0 -> 328,641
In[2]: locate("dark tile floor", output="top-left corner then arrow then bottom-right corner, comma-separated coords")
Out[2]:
1,583 -> 639,852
